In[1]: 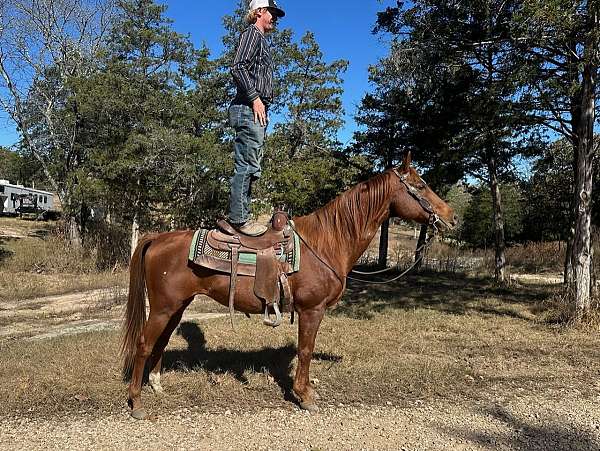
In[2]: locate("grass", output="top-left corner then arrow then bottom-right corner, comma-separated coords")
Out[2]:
1,273 -> 600,420
0,217 -> 127,301
358,224 -> 570,276
1,217 -> 598,419
0,271 -> 128,303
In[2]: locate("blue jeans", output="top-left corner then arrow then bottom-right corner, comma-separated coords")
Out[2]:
228,104 -> 267,224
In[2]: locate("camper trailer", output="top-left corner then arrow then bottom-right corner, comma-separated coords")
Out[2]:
0,179 -> 54,218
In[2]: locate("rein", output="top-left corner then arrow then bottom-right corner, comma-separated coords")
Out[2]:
288,221 -> 346,289
289,168 -> 444,287
346,232 -> 435,284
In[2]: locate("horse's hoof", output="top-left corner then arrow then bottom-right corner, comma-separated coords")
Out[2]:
131,408 -> 147,420
300,402 -> 319,413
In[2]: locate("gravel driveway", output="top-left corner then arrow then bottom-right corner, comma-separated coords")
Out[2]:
1,396 -> 598,450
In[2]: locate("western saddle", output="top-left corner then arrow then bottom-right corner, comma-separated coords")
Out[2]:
197,212 -> 294,328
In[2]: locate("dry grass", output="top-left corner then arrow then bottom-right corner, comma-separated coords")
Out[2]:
1,273 -> 599,419
537,286 -> 600,328
1,232 -> 96,274
0,218 -> 127,301
358,224 -> 568,277
0,270 -> 128,303
1,217 -> 598,419
505,242 -> 566,273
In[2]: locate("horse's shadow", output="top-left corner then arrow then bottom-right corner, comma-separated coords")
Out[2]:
162,321 -> 300,402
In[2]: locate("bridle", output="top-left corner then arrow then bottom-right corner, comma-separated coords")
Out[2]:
290,168 -> 450,286
346,169 -> 444,284
392,168 -> 450,234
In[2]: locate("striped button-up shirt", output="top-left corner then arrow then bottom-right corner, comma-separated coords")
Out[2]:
231,25 -> 274,106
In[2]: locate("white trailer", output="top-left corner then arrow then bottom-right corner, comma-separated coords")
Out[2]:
0,179 -> 54,216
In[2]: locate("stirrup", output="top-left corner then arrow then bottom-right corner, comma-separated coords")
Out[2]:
263,302 -> 282,327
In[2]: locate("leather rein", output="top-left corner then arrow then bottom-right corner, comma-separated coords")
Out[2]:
289,168 -> 446,286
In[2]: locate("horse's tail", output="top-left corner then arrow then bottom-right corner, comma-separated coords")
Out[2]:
120,234 -> 156,373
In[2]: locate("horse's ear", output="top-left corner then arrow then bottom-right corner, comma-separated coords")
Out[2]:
401,152 -> 412,171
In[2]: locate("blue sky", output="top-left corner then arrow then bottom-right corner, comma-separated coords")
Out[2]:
0,0 -> 396,148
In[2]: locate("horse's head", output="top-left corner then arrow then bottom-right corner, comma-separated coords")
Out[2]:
390,152 -> 458,231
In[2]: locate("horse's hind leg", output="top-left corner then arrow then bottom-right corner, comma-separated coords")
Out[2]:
293,306 -> 325,412
147,300 -> 191,394
127,309 -> 175,419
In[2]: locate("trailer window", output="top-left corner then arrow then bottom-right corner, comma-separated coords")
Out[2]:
38,195 -> 42,203
44,196 -> 47,203
11,193 -> 16,201
0,185 -> 4,193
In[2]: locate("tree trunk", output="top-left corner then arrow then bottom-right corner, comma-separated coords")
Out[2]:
487,154 -> 506,283
130,212 -> 140,258
564,232 -> 574,285
414,223 -> 428,270
591,242 -> 597,300
378,218 -> 390,268
68,216 -> 81,248
571,55 -> 597,318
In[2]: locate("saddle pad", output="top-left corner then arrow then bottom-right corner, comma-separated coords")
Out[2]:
188,226 -> 300,275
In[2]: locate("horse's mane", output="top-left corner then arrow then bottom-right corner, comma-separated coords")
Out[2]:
295,171 -> 394,258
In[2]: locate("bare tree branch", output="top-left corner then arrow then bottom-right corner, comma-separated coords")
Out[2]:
0,0 -> 117,205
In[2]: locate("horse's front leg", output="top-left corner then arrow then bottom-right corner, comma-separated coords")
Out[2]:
293,306 -> 325,412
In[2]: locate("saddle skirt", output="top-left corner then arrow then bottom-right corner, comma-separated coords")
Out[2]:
188,226 -> 300,277
188,223 -> 300,324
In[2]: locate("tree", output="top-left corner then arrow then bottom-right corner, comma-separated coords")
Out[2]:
461,184 -> 524,248
512,0 -> 600,317
371,0 -> 537,280
444,182 -> 473,242
72,0 -> 226,255
354,56 -> 474,266
520,139 -> 573,242
261,31 -> 353,215
0,0 -> 116,244
0,147 -> 21,182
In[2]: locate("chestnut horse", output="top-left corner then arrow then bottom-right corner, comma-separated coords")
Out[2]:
121,153 -> 456,419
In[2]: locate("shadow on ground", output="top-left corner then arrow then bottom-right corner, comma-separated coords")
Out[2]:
162,321 -> 343,405
337,272 -> 553,320
0,236 -> 14,264
443,404 -> 599,450
27,227 -> 51,239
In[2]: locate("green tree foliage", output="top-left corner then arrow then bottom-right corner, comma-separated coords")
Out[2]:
444,182 -> 473,240
262,32 -> 354,214
371,0 -> 542,281
0,147 -> 47,188
73,0 -> 229,233
461,184 -> 524,248
521,139 -> 573,242
0,148 -> 22,182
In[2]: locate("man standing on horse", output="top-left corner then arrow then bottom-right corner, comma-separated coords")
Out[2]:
227,0 -> 286,236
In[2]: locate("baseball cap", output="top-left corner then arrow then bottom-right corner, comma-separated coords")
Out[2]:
249,0 -> 285,18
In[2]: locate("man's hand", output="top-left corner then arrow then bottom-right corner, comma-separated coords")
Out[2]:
252,97 -> 267,126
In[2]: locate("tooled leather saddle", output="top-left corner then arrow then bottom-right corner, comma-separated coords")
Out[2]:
189,212 -> 297,327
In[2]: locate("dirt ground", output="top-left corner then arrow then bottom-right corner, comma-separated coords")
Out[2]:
1,274 -> 599,450
1,217 -> 597,450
